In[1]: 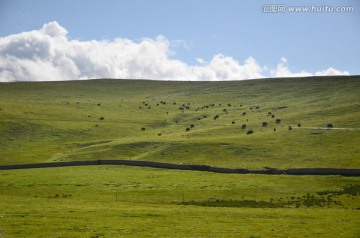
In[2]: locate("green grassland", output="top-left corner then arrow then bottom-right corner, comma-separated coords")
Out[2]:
0,76 -> 359,169
0,166 -> 359,237
0,76 -> 360,237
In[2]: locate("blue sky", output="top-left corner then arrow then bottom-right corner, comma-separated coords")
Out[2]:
0,0 -> 359,81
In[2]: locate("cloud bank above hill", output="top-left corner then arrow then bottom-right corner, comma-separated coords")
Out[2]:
0,21 -> 350,82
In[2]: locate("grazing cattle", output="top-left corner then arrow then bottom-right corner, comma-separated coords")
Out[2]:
288,126 -> 292,130
77,102 -> 80,104
214,115 -> 219,120
88,115 -> 92,118
274,128 -> 276,132
190,124 -> 195,128
262,122 -> 268,127
242,112 -> 246,116
276,119 -> 281,124
186,106 -> 190,109
256,106 -> 260,109
203,115 -> 207,118
179,107 -> 184,110
197,117 -> 201,120
271,115 -> 275,118
173,102 -> 177,105
219,104 -> 222,106
186,128 -> 190,132
97,103 -> 101,106
139,106 -> 142,109
157,104 -> 160,106
250,107 -> 253,110
232,121 -> 235,124
141,127 -> 146,131
176,120 -> 178,124
241,124 -> 247,129
145,103 -> 148,106
247,130 -> 254,135
100,117 -> 105,121
227,103 -> 231,107
327,124 -> 333,129
298,124 -> 301,127
223,109 -> 227,112
167,112 -> 169,114
268,112 -> 272,116
148,107 -> 151,109
158,133 -> 162,136
95,124 -> 99,127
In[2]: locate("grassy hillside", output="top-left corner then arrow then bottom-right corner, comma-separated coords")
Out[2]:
0,76 -> 359,169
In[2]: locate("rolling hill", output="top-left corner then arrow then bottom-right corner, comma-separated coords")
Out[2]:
0,76 -> 359,169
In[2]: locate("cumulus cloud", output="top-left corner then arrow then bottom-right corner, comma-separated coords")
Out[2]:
0,21 -> 351,82
270,57 -> 350,78
270,57 -> 312,78
315,67 -> 350,76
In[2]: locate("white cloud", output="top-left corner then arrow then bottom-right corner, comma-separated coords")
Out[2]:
315,67 -> 350,76
0,21 -> 351,82
270,57 -> 312,78
193,55 -> 264,81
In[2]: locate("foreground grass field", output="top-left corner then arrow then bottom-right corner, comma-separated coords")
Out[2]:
0,166 -> 359,237
0,76 -> 359,169
0,76 -> 359,237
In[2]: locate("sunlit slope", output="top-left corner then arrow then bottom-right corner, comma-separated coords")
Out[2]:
0,76 -> 359,169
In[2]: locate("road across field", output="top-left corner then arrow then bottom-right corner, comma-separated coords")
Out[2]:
0,160 -> 359,176
293,127 -> 360,131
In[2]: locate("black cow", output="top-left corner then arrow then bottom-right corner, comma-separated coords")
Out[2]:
232,121 -> 235,124
186,128 -> 190,132
214,115 -> 219,120
190,124 -> 195,128
298,124 -> 301,127
141,127 -> 146,131
158,133 -> 162,136
247,130 -> 254,135
268,112 -> 272,116
288,126 -> 292,130
276,119 -> 281,124
327,124 -> 333,129
262,122 -> 268,127
242,112 -> 246,116
100,117 -> 105,121
242,124 -> 247,129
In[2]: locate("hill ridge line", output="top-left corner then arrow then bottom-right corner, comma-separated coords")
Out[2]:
0,160 -> 359,176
